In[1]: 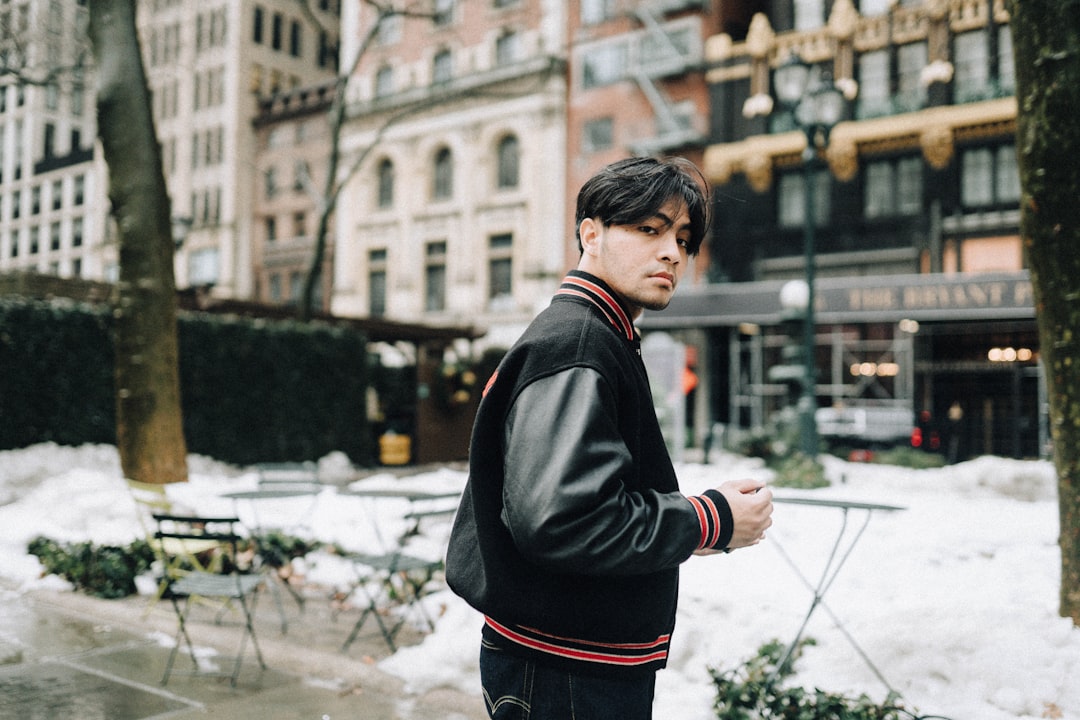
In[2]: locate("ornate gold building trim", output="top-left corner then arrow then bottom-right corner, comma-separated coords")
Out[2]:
704,97 -> 1017,190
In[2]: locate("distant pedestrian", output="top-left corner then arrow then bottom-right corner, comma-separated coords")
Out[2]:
446,156 -> 774,720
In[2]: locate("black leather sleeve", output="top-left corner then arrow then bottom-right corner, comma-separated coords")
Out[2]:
500,366 -> 704,576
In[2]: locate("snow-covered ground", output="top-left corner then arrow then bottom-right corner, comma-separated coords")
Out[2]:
1,442 -> 1077,719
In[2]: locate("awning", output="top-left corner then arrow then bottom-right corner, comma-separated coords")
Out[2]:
639,271 -> 1035,329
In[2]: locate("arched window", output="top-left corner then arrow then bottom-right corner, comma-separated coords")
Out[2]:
377,158 -> 394,208
496,134 -> 519,190
433,147 -> 453,199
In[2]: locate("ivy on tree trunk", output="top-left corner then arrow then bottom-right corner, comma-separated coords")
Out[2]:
88,0 -> 187,484
1008,0 -> 1080,624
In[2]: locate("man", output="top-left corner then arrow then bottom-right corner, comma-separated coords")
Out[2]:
446,156 -> 774,719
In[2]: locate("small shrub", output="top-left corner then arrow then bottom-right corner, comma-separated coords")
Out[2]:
710,638 -> 917,720
772,451 -> 829,489
253,531 -> 322,569
871,446 -> 947,469
27,536 -> 155,599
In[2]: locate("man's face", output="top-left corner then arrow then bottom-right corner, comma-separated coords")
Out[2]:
577,199 -> 692,318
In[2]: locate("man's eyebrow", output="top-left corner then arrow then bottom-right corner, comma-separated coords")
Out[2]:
653,211 -> 693,231
652,212 -> 676,228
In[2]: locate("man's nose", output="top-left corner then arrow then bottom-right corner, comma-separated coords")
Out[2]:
658,231 -> 682,262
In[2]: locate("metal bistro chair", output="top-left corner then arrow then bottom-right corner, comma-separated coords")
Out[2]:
127,479 -> 223,609
221,462 -> 326,632
338,551 -> 443,654
152,513 -> 267,687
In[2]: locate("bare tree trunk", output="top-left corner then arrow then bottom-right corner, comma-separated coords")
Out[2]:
88,0 -> 187,484
1008,0 -> 1080,624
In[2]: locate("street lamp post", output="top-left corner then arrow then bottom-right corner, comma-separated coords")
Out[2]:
773,54 -> 847,458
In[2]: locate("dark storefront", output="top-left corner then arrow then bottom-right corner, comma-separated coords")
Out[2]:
640,270 -> 1046,461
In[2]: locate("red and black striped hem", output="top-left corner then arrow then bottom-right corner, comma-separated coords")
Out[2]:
483,616 -> 670,669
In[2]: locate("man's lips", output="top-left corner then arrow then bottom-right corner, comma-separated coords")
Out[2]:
651,272 -> 675,286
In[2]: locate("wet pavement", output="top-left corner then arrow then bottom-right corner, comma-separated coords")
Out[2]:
0,580 -> 487,720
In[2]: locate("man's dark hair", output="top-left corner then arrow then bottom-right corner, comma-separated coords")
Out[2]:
574,156 -> 711,256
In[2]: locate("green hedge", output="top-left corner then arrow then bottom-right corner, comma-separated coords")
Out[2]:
0,297 -> 115,448
0,297 -> 373,465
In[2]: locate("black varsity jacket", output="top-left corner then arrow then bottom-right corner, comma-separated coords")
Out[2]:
445,270 -> 733,677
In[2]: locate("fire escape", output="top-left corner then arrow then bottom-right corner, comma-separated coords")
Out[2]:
628,1 -> 707,156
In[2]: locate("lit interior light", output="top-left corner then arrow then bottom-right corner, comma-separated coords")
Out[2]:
877,362 -> 900,376
898,319 -> 920,334
988,347 -> 1034,362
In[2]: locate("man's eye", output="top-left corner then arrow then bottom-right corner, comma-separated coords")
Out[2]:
638,225 -> 658,235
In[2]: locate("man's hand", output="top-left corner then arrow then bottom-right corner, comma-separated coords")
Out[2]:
694,479 -> 773,555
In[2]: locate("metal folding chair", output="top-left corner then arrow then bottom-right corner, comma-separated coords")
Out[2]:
152,513 -> 267,687
338,551 -> 443,653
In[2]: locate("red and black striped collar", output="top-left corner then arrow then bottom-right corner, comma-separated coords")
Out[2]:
555,270 -> 638,343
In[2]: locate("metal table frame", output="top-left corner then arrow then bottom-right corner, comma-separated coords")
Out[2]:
770,496 -> 906,692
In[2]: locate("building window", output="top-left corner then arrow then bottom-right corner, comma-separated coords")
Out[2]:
496,135 -> 519,190
794,0 -> 825,30
488,233 -> 513,308
953,30 -> 990,103
74,175 -> 84,205
896,42 -> 927,112
582,43 -> 626,89
583,117 -> 614,152
265,216 -> 277,242
369,248 -> 387,316
11,190 -> 20,220
859,0 -> 892,15
293,160 -> 309,192
289,271 -> 303,304
289,20 -> 301,57
293,211 -> 306,239
580,0 -> 614,25
375,65 -> 393,97
264,167 -> 278,198
433,48 -> 453,85
271,12 -> 283,51
425,241 -> 447,312
378,14 -> 402,45
377,158 -> 394,208
864,156 -> 922,218
495,30 -> 520,66
961,144 -> 1020,209
31,185 -> 40,215
433,147 -> 453,200
52,180 -> 62,211
72,217 -> 83,247
857,50 -> 890,119
997,26 -> 1015,95
318,31 -> 334,68
253,6 -> 264,44
778,170 -> 830,228
50,222 -> 61,251
433,0 -> 454,27
269,272 -> 282,301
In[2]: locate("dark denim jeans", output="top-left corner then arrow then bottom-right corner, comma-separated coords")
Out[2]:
479,642 -> 656,720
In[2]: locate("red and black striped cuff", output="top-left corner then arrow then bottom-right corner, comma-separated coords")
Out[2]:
687,489 -> 734,551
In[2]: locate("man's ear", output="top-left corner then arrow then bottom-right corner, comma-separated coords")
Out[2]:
579,217 -> 601,256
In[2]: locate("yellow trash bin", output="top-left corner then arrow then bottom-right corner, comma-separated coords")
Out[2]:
379,432 -> 411,465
